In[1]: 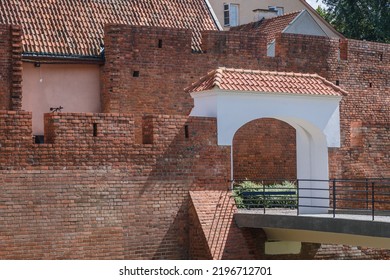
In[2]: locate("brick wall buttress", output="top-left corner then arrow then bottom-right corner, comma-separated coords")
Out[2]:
0,24 -> 23,111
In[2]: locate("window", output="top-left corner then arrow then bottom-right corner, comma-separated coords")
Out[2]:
268,6 -> 284,16
224,3 -> 239,27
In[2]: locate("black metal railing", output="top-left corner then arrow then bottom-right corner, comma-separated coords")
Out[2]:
231,178 -> 390,221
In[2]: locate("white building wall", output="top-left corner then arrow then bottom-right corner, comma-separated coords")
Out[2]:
191,90 -> 342,214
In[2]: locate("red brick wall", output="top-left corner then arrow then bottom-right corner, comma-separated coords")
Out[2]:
0,110 -> 32,168
100,26 -> 389,181
1,25 -> 389,259
325,39 -> 390,179
0,111 -> 231,259
189,191 -> 264,260
270,33 -> 389,179
101,25 -> 269,116
101,25 -> 194,115
0,25 -> 23,111
233,118 -> 297,181
44,112 -> 135,144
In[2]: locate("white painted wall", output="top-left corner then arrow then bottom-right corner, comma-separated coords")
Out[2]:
191,89 -> 342,214
22,63 -> 101,135
284,10 -> 327,37
192,90 -> 341,147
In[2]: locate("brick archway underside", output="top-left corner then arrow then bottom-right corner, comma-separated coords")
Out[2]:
233,118 -> 297,181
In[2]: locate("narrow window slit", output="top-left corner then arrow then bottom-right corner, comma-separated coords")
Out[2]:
133,71 -> 140,77
336,80 -> 340,86
158,39 -> 163,48
93,123 -> 98,137
184,125 -> 189,139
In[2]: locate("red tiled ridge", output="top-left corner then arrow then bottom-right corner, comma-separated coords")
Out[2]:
186,67 -> 348,96
231,11 -> 301,44
0,0 -> 219,56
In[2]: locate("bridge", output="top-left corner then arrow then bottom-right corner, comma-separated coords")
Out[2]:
232,178 -> 390,253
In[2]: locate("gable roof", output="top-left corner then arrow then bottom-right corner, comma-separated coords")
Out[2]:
231,11 -> 302,44
186,67 -> 347,97
0,0 -> 220,58
298,0 -> 344,38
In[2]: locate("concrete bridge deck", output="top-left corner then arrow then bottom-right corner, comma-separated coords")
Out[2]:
235,209 -> 390,249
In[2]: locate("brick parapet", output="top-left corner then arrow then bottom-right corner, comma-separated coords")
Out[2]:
274,33 -> 340,77
201,30 -> 267,57
1,112 -> 231,190
44,112 -> 135,144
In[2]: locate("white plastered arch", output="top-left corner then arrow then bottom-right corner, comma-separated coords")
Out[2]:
190,90 -> 342,214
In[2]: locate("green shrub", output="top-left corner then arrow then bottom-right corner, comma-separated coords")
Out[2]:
233,181 -> 297,209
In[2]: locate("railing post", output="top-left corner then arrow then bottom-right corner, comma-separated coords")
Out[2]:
263,182 -> 266,214
372,182 -> 375,221
365,179 -> 369,209
332,179 -> 336,218
297,179 -> 300,216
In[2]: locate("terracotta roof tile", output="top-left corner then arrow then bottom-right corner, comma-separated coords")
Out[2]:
0,0 -> 219,57
186,67 -> 347,97
231,11 -> 302,44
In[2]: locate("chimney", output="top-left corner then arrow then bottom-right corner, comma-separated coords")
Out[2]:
253,8 -> 278,21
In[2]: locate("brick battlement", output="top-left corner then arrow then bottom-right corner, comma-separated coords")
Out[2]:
44,112 -> 136,144
0,111 -> 230,182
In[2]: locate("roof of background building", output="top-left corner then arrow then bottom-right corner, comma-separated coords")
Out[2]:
186,67 -> 347,96
0,0 -> 219,57
231,11 -> 301,44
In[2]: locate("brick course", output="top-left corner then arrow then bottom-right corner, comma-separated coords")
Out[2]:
233,118 -> 297,181
0,25 -> 23,110
0,112 -> 230,259
0,23 -> 389,259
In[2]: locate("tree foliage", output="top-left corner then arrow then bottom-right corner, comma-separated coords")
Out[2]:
318,0 -> 390,43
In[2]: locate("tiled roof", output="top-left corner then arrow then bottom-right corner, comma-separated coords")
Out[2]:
186,67 -> 347,96
231,11 -> 301,44
0,0 -> 219,57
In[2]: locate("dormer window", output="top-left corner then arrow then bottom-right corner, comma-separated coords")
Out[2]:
224,3 -> 239,27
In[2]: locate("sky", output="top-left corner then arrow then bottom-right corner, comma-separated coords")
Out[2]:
306,0 -> 327,9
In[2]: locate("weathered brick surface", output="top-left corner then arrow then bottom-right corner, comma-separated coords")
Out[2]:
0,112 -> 230,259
0,24 -> 389,259
101,26 -> 269,116
314,244 -> 390,260
189,191 -> 265,260
0,25 -> 23,110
233,118 -> 297,180
326,40 -> 390,180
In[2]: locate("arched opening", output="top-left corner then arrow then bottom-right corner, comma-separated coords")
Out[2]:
233,118 -> 297,181
189,67 -> 344,213
232,118 -> 298,211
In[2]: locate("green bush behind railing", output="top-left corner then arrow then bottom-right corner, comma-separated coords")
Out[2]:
233,181 -> 297,209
